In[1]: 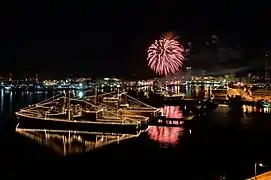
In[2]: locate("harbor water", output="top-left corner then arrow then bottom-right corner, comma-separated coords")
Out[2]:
1,87 -> 271,179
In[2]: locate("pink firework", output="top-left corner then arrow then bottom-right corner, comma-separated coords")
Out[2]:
147,33 -> 184,76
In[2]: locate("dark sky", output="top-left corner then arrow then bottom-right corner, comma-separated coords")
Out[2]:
0,1 -> 270,79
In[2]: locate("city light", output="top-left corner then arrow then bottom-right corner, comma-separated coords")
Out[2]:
78,91 -> 83,98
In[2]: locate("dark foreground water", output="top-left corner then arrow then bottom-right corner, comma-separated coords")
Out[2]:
1,89 -> 271,179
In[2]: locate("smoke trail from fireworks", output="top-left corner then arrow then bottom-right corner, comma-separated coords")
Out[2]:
147,32 -> 184,76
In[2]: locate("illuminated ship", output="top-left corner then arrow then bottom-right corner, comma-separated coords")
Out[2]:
154,84 -> 186,101
15,91 -> 159,132
211,88 -> 228,100
210,80 -> 229,102
163,92 -> 186,101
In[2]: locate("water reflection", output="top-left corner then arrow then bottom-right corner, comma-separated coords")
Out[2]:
242,105 -> 271,114
214,104 -> 230,113
9,91 -> 12,113
16,125 -> 139,156
160,106 -> 183,119
264,107 -> 271,113
0,89 -> 3,114
147,126 -> 184,147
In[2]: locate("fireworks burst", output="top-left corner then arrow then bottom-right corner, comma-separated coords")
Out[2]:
147,32 -> 184,76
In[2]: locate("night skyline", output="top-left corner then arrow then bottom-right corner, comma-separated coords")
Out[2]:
0,1 -> 270,79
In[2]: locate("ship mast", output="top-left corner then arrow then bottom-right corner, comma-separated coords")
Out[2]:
94,86 -> 97,105
63,90 -> 66,114
67,85 -> 71,121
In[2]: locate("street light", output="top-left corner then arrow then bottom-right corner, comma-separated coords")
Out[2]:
254,162 -> 267,179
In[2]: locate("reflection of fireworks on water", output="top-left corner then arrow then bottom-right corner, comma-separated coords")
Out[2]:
147,126 -> 184,146
160,106 -> 183,119
147,32 -> 184,76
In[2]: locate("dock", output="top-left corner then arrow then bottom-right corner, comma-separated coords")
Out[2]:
228,88 -> 271,103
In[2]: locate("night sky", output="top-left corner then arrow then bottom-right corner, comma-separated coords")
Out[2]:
0,1 -> 270,79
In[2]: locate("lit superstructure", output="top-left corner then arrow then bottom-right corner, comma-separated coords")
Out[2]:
15,90 -> 159,131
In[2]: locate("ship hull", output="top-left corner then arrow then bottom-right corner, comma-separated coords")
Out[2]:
16,115 -> 142,134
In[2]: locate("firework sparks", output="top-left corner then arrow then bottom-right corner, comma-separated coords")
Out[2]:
147,33 -> 184,76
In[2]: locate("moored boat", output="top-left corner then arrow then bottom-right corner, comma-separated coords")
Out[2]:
15,94 -> 147,132
15,91 -> 161,133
